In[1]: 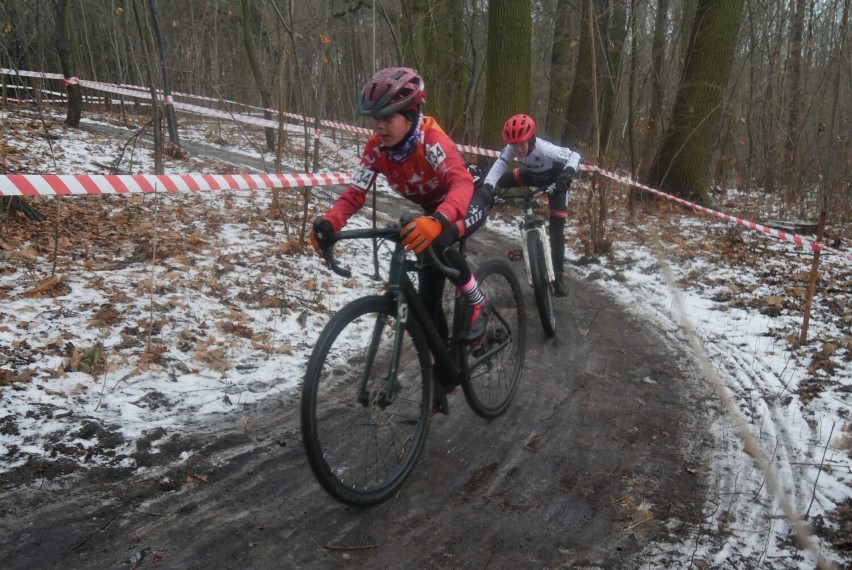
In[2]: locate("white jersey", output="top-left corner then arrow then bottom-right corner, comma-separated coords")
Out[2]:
483,138 -> 581,188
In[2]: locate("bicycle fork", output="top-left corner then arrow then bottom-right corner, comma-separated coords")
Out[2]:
356,308 -> 400,409
356,251 -> 414,410
357,269 -> 459,409
519,223 -> 556,286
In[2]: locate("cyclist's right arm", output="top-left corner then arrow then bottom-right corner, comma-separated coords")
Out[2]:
322,137 -> 381,231
482,144 -> 516,190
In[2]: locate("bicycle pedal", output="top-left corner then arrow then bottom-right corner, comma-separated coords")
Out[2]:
508,248 -> 523,261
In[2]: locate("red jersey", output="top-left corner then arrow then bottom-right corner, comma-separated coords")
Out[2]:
324,116 -> 473,231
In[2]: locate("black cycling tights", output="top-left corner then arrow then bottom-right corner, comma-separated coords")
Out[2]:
418,186 -> 491,340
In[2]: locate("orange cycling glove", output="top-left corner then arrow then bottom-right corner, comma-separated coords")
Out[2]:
309,218 -> 334,256
400,215 -> 446,254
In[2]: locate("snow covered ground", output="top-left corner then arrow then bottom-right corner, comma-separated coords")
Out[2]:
1,105 -> 850,567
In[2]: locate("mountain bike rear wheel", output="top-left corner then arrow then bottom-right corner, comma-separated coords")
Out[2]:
301,295 -> 432,506
461,259 -> 526,419
527,231 -> 556,337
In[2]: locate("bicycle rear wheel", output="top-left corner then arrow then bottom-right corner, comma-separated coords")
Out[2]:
301,295 -> 432,506
461,259 -> 526,418
527,231 -> 557,337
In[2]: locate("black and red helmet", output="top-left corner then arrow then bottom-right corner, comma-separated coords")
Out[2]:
502,114 -> 536,144
356,67 -> 426,117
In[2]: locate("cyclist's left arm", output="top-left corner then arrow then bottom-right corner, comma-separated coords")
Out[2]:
536,139 -> 581,174
424,129 -> 474,224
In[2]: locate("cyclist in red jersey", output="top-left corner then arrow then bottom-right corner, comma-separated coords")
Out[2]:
309,68 -> 493,410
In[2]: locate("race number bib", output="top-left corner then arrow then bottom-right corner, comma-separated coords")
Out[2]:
351,166 -> 375,190
557,147 -> 572,161
425,143 -> 447,169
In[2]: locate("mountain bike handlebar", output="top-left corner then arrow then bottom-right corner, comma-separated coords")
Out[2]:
319,225 -> 461,281
492,183 -> 556,207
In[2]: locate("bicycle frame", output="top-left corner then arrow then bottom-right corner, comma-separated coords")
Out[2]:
381,240 -> 516,394
323,228 -> 515,409
510,186 -> 557,287
323,228 -> 462,406
381,243 -> 462,402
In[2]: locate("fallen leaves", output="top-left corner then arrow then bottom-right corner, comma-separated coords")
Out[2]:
22,276 -> 70,298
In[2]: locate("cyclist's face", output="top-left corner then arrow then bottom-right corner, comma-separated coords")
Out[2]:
371,113 -> 411,147
512,141 -> 530,157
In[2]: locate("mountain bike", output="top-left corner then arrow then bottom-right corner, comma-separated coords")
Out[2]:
494,183 -> 558,337
301,224 -> 526,506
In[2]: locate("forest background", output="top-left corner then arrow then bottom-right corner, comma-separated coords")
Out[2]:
1,1 -> 851,565
2,0 -> 850,237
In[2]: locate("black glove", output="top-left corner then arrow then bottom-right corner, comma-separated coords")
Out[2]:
556,167 -> 575,193
309,218 -> 334,255
482,183 -> 497,206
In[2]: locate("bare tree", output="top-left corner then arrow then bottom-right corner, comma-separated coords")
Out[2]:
545,0 -> 575,141
402,0 -> 467,137
240,0 -> 276,152
647,0 -> 744,203
784,0 -> 807,200
54,0 -> 82,127
482,0 -> 532,148
147,0 -> 180,147
639,0 -> 671,180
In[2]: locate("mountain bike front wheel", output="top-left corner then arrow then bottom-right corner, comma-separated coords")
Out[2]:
462,259 -> 526,419
527,231 -> 556,337
301,295 -> 432,506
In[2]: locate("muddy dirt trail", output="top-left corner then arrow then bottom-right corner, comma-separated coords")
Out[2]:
0,230 -> 711,570
0,128 -> 711,568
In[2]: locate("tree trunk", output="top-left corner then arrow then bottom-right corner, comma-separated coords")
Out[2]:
627,0 -> 640,218
312,8 -> 333,173
784,0 -> 806,200
147,0 -> 180,147
402,0 -> 467,138
545,0 -> 575,141
563,0 -> 594,147
600,0 -> 627,157
240,0 -> 275,152
639,0 -> 670,180
482,0 -> 532,148
54,0 -> 82,127
647,0 -> 744,203
131,1 -> 163,174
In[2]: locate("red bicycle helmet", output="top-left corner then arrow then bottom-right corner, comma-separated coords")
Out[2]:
356,67 -> 426,117
502,114 -> 536,144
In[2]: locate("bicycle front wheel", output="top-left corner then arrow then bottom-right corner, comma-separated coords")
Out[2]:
462,259 -> 527,418
527,231 -> 557,337
301,295 -> 432,506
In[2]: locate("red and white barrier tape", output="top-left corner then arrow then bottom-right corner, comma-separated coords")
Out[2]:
0,172 -> 351,196
588,165 -> 852,262
2,68 -> 501,157
2,68 -> 848,262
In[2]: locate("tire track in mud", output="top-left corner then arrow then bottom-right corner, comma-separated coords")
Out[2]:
583,256 -> 841,567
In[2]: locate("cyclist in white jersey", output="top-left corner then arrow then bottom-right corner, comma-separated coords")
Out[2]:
482,114 -> 581,297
